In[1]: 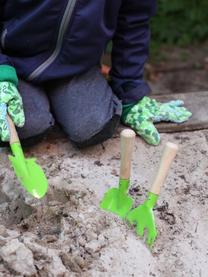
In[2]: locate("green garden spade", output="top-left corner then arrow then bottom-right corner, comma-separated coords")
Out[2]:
127,142 -> 178,247
7,115 -> 48,198
100,129 -> 136,218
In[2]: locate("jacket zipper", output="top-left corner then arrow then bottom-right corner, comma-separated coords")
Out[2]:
1,29 -> 7,49
28,0 -> 77,81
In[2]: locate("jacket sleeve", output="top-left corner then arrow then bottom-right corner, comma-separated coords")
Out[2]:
0,1 -> 18,85
0,0 -> 10,65
110,0 -> 156,104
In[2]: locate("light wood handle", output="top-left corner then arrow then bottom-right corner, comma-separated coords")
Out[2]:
120,129 -> 136,180
7,114 -> 20,144
150,142 -> 179,195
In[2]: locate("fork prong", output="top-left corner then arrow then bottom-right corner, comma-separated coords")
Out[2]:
136,222 -> 145,237
126,207 -> 139,225
146,231 -> 157,248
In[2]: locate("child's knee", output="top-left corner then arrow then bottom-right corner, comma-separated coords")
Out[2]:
69,114 -> 120,148
17,113 -> 54,140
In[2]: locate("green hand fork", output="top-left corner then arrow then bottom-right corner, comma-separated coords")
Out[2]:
7,115 -> 48,198
100,129 -> 136,218
127,142 -> 178,247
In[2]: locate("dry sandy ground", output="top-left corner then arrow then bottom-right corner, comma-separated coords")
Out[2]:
0,127 -> 208,277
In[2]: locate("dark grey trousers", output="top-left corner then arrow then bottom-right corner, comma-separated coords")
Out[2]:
17,67 -> 122,147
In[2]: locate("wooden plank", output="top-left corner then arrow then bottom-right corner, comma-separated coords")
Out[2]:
154,91 -> 208,132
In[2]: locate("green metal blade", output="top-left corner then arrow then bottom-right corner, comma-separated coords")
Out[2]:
100,179 -> 133,218
127,192 -> 158,247
9,142 -> 48,198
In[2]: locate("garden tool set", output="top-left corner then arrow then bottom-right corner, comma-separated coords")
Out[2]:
100,129 -> 178,247
7,114 -> 48,199
5,113 -> 178,246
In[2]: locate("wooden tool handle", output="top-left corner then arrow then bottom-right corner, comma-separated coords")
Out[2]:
150,142 -> 179,195
120,129 -> 136,180
7,114 -> 20,144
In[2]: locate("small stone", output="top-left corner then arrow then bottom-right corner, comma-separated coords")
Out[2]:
60,253 -> 82,273
74,256 -> 86,269
44,235 -> 58,243
78,237 -> 86,247
111,169 -> 119,177
85,240 -> 102,254
0,239 -> 36,275
94,160 -> 103,167
0,236 -> 6,247
98,234 -> 106,247
0,225 -> 8,237
85,230 -> 97,241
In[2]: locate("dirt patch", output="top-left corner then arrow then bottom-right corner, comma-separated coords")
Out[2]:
148,44 -> 208,94
0,128 -> 208,276
0,184 -> 114,276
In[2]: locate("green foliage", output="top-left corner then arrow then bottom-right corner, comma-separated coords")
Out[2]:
151,0 -> 208,46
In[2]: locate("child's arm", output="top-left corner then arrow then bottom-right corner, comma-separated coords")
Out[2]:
0,7 -> 25,142
109,0 -> 156,105
0,0 -> 12,68
0,0 -> 17,81
109,0 -> 191,145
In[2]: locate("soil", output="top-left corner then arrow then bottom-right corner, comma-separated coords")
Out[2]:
0,127 -> 208,277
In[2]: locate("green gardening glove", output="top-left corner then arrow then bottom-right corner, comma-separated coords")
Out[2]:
0,81 -> 25,141
122,96 -> 192,145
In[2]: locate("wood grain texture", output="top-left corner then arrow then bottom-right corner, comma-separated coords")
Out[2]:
120,129 -> 136,180
7,115 -> 20,144
150,142 -> 178,195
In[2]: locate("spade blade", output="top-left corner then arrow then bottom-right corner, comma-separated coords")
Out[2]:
9,143 -> 48,199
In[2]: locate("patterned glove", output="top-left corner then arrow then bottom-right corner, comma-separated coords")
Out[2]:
0,81 -> 25,141
122,96 -> 192,145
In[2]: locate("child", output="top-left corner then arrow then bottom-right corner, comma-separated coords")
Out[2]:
0,0 -> 191,147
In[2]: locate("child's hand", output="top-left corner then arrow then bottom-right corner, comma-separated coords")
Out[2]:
122,96 -> 192,145
0,82 -> 25,141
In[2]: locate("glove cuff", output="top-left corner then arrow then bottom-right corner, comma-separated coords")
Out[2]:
121,103 -> 135,122
122,96 -> 156,122
0,65 -> 18,86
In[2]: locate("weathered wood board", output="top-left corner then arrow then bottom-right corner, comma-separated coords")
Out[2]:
154,91 -> 208,132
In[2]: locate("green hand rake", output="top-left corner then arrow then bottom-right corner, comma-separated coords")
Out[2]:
100,129 -> 136,218
7,115 -> 48,198
127,142 -> 178,247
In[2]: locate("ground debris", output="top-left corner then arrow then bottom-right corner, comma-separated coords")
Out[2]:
155,202 -> 176,225
0,238 -> 36,276
0,129 -> 208,276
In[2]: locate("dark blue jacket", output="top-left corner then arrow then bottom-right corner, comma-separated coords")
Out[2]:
0,0 -> 156,103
